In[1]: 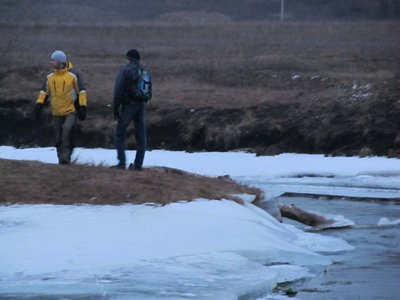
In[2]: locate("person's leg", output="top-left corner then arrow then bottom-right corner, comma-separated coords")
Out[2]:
60,113 -> 77,164
132,103 -> 147,169
115,105 -> 133,167
53,116 -> 64,164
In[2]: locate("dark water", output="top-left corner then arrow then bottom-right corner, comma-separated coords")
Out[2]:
277,196 -> 400,300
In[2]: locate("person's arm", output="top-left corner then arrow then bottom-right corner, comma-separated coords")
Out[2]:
34,78 -> 49,120
72,70 -> 87,120
73,71 -> 87,107
36,79 -> 49,105
113,67 -> 129,120
113,67 -> 126,111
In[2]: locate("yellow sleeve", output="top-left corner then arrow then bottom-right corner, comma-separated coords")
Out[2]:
79,90 -> 87,106
36,79 -> 49,104
36,91 -> 47,104
73,74 -> 87,107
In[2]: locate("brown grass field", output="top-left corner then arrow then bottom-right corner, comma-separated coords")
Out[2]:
1,19 -> 399,155
0,158 -> 260,205
1,21 -> 398,107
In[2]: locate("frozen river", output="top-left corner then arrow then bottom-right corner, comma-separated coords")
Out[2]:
274,196 -> 400,300
247,191 -> 400,300
0,147 -> 399,299
241,170 -> 400,299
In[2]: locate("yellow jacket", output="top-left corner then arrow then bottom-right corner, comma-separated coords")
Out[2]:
36,62 -> 87,116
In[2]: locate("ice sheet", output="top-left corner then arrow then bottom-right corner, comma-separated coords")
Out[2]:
1,146 -> 400,180
377,217 -> 400,226
245,176 -> 400,200
0,200 -> 348,298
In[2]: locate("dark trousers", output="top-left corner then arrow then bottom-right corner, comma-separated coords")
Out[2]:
115,102 -> 147,167
53,113 -> 77,164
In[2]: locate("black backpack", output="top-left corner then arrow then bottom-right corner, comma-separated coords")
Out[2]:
134,67 -> 152,102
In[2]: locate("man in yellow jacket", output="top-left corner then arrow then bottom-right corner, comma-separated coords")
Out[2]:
35,50 -> 87,164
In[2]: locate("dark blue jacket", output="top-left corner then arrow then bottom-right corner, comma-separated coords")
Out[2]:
113,60 -> 140,109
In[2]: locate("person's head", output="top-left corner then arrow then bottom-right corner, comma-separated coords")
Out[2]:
50,50 -> 67,69
126,49 -> 140,62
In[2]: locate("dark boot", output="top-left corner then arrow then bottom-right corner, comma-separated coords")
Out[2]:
128,163 -> 143,171
110,163 -> 126,170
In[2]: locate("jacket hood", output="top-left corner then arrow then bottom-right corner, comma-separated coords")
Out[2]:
54,61 -> 73,73
128,59 -> 140,67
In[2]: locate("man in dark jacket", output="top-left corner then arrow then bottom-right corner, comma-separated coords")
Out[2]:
112,49 -> 147,170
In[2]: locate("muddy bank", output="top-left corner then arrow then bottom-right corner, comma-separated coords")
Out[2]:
1,95 -> 399,157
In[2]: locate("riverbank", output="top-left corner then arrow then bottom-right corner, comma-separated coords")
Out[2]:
1,21 -> 399,156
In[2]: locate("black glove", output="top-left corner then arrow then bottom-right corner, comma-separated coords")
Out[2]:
34,103 -> 43,120
113,108 -> 120,121
78,106 -> 87,121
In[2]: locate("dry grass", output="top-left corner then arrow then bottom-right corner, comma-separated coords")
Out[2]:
0,159 -> 260,205
1,1 -> 398,25
0,21 -> 399,109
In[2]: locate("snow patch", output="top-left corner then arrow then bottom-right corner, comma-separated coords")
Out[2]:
377,217 -> 400,226
230,193 -> 258,203
0,200 -> 348,298
2,146 -> 400,181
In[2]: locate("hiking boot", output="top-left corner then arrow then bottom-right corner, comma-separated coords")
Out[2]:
58,158 -> 70,165
128,163 -> 143,171
111,164 -> 126,170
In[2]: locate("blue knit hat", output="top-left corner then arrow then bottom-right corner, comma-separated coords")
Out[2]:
51,50 -> 67,63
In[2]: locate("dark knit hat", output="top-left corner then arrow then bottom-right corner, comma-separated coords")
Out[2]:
126,49 -> 141,61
